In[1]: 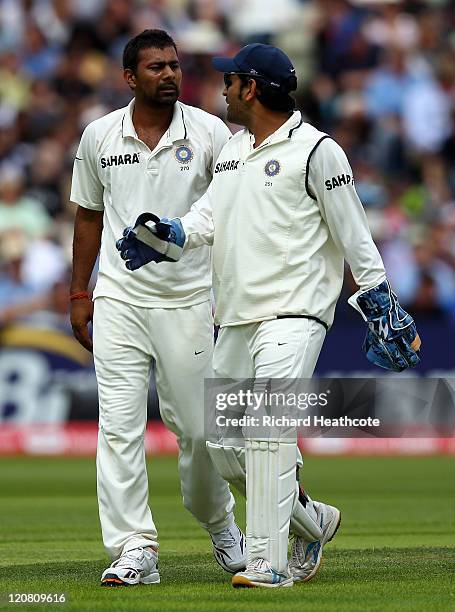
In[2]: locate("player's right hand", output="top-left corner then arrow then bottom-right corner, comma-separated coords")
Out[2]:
70,298 -> 94,352
116,213 -> 185,270
116,226 -> 166,270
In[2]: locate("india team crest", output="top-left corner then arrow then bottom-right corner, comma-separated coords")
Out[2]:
264,159 -> 281,177
174,145 -> 194,164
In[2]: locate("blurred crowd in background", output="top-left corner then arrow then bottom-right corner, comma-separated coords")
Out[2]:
0,0 -> 454,332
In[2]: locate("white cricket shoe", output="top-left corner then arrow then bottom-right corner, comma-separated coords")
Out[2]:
210,523 -> 246,573
232,558 -> 294,588
101,547 -> 160,586
289,502 -> 341,583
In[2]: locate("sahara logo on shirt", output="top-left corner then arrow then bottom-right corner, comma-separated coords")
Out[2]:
174,145 -> 194,164
215,160 -> 240,173
325,174 -> 354,190
100,153 -> 140,168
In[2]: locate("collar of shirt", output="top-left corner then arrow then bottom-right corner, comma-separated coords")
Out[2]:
121,99 -> 188,143
247,110 -> 303,152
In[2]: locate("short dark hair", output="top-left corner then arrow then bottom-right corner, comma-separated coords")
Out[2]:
238,75 -> 296,113
123,29 -> 177,73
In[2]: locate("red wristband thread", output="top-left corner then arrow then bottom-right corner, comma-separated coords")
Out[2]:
70,291 -> 90,301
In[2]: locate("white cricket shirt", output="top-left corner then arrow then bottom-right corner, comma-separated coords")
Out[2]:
181,111 -> 386,327
70,99 -> 231,307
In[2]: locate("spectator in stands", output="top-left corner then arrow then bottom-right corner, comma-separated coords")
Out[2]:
0,165 -> 52,238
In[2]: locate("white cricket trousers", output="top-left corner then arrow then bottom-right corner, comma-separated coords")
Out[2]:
93,297 -> 235,559
213,317 -> 326,572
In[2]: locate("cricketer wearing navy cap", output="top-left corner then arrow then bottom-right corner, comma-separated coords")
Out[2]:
212,43 -> 297,92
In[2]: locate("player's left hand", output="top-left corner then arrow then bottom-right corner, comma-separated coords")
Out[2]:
348,280 -> 421,372
116,213 -> 185,270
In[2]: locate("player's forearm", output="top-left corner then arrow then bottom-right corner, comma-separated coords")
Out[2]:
180,211 -> 214,248
180,189 -> 215,249
71,205 -> 103,293
336,217 -> 386,291
328,212 -> 386,291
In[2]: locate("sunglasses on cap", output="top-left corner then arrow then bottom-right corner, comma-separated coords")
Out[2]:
223,72 -> 265,88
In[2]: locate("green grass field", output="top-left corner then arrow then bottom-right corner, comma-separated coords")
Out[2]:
0,455 -> 454,611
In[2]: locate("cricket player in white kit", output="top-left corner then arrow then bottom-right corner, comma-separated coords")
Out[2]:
69,30 -> 246,587
118,44 -> 421,588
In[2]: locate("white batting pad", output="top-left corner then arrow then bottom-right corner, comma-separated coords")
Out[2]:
207,440 -> 322,541
206,442 -> 246,496
245,439 -> 296,573
291,487 -> 323,541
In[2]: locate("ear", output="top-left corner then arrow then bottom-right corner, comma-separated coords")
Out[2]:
124,68 -> 136,91
244,78 -> 258,102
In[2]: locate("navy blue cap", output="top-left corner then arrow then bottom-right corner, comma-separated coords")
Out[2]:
212,43 -> 297,93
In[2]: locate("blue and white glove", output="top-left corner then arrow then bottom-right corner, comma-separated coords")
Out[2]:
348,280 -> 421,372
116,212 -> 185,271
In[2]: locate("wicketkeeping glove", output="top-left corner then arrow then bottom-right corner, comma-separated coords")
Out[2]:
116,212 -> 185,270
348,280 -> 421,372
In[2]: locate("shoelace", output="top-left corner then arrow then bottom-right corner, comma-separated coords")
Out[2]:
248,558 -> 271,573
212,527 -> 236,548
290,535 -> 305,566
113,548 -> 146,569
